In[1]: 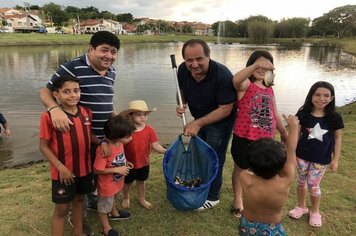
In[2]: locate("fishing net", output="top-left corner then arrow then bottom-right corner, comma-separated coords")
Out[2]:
163,135 -> 219,210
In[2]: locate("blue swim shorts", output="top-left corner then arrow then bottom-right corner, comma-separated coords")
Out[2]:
238,215 -> 286,236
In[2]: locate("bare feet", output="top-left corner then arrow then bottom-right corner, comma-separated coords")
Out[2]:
139,199 -> 153,209
122,198 -> 130,209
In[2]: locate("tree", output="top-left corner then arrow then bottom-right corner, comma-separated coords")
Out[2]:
248,21 -> 274,43
29,5 -> 40,10
41,3 -> 68,26
274,17 -> 310,38
14,5 -> 24,10
116,13 -> 134,23
182,24 -> 193,34
326,5 -> 356,38
212,20 -> 239,37
237,15 -> 274,38
101,11 -> 115,20
309,15 -> 333,37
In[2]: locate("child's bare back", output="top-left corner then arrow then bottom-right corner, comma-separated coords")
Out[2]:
239,115 -> 299,227
241,169 -> 292,223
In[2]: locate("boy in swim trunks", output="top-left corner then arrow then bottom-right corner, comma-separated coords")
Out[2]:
238,115 -> 299,235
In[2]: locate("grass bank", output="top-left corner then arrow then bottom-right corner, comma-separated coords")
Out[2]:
0,103 -> 355,235
0,33 -> 355,55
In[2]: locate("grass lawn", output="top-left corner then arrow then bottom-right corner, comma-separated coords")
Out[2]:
0,103 -> 355,235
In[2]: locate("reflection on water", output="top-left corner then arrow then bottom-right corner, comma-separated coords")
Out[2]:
0,42 -> 356,168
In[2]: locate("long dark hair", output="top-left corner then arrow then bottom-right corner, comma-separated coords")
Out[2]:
246,50 -> 274,82
298,81 -> 336,130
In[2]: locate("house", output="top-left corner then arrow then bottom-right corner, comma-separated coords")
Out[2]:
0,8 -> 43,31
121,22 -> 136,35
76,19 -> 123,34
191,22 -> 214,36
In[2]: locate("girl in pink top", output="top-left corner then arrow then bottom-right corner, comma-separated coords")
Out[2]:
230,50 -> 288,217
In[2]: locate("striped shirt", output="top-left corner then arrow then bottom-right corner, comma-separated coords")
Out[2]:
46,54 -> 116,138
39,106 -> 92,180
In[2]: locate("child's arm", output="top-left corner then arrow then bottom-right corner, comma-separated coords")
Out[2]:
273,97 -> 288,144
232,57 -> 274,91
329,129 -> 342,172
232,65 -> 253,92
151,142 -> 166,154
281,114 -> 299,179
94,165 -> 131,176
40,87 -> 73,132
39,139 -> 74,185
2,121 -> 11,137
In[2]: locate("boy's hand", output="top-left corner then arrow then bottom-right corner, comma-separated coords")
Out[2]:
115,166 -> 131,176
126,161 -> 134,169
282,114 -> 299,127
4,128 -> 11,137
57,164 -> 75,185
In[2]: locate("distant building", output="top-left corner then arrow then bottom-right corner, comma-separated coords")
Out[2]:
121,22 -> 136,35
0,7 -> 43,31
76,18 -> 123,34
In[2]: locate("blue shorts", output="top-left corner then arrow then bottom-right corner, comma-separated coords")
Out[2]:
239,215 -> 286,236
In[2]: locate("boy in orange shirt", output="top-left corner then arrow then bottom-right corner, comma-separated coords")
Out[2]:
94,115 -> 135,236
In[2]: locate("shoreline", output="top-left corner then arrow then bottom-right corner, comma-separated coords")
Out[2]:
0,34 -> 355,56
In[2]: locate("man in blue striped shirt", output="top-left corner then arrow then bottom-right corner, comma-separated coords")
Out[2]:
40,31 -> 121,235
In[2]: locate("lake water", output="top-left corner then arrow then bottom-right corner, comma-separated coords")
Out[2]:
1,42 -> 356,168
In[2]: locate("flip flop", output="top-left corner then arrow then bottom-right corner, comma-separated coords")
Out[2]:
230,207 -> 242,218
288,206 -> 308,219
309,212 -> 322,227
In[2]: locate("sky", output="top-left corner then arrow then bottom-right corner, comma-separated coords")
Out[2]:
2,0 -> 355,24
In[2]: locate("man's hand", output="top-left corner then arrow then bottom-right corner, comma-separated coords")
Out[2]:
183,120 -> 201,137
176,104 -> 187,118
49,107 -> 73,132
100,142 -> 111,157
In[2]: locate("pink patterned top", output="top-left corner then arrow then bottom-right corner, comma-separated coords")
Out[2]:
233,82 -> 276,140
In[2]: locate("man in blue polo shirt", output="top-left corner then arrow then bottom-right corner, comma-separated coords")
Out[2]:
176,39 -> 236,211
40,31 -> 123,235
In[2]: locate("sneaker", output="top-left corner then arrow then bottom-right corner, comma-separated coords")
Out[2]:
196,199 -> 220,211
67,216 -> 94,236
108,210 -> 131,220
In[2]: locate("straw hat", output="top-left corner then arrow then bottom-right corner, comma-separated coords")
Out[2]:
119,100 -> 157,117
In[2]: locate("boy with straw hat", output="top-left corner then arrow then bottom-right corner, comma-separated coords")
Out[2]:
119,100 -> 166,209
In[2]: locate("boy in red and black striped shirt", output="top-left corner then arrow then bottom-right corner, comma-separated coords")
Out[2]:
40,76 -> 95,236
